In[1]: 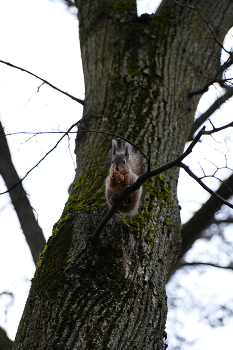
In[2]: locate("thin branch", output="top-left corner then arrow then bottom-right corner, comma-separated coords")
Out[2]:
179,163 -> 233,209
209,218 -> 233,225
4,131 -> 78,136
215,55 -> 233,88
189,77 -> 233,97
0,291 -> 14,323
0,121 -> 80,195
168,256 -> 233,281
177,261 -> 233,271
188,88 -> 233,140
0,291 -> 14,298
62,0 -> 78,8
0,59 -> 85,106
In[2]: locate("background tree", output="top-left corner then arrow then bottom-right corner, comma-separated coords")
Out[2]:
0,0 -> 233,350
0,326 -> 13,350
0,121 -> 46,264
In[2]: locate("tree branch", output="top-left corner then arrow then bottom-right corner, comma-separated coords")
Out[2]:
0,59 -> 85,106
62,0 -> 78,8
0,122 -> 46,264
188,55 -> 233,96
175,260 -> 233,271
189,77 -> 233,97
209,218 -> 233,225
179,163 -> 233,209
180,172 -> 233,258
215,55 -> 233,88
166,172 -> 233,281
188,87 -> 233,140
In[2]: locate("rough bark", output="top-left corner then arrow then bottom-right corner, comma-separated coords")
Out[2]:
0,122 -> 46,264
13,0 -> 233,349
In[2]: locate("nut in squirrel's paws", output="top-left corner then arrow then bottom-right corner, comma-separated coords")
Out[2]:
112,171 -> 124,183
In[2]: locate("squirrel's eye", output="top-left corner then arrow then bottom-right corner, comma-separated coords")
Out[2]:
123,160 -> 126,164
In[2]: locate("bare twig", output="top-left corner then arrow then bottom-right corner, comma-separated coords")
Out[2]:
0,291 -> 14,298
188,88 -> 233,141
0,59 -> 85,106
4,131 -> 78,136
176,260 -> 233,271
189,77 -> 233,96
63,0 -> 78,8
179,163 -> 233,209
0,121 -> 80,195
215,56 -> 233,89
0,291 -> 14,322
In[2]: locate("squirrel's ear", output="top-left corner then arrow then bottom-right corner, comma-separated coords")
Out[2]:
112,139 -> 117,156
125,143 -> 130,161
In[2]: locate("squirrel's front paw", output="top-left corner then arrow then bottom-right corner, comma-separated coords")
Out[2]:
110,194 -> 117,204
112,171 -> 124,183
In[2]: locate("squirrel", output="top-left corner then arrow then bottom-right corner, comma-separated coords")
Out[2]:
105,140 -> 143,216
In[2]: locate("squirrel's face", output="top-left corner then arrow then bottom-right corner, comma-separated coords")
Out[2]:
111,154 -> 129,174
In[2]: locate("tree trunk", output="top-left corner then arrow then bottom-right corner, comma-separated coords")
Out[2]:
13,0 -> 233,349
